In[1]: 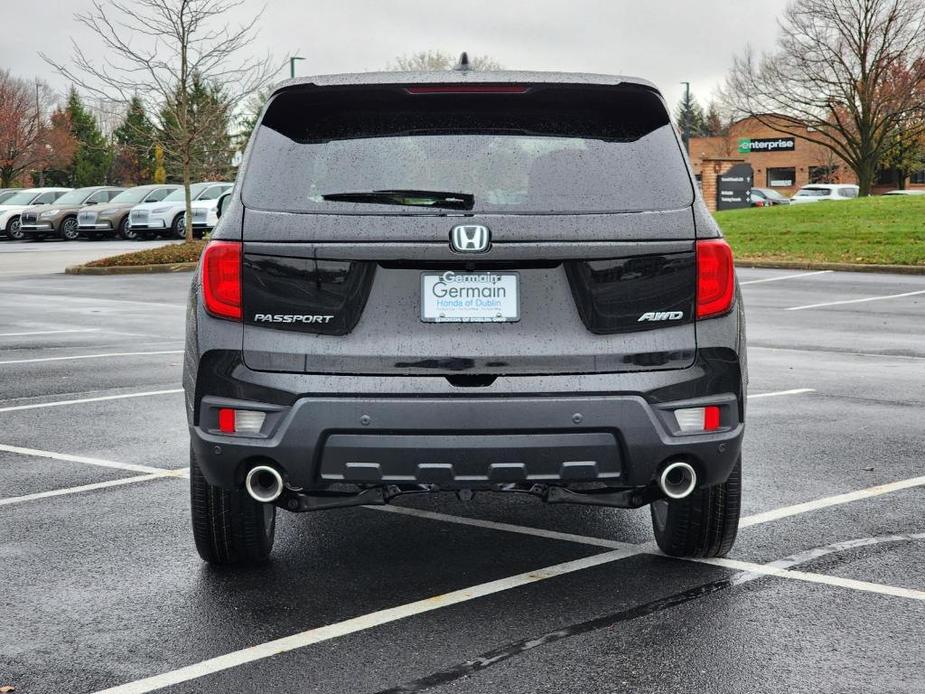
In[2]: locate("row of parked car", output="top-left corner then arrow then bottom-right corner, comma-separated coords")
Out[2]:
750,183 -> 924,207
0,182 -> 233,241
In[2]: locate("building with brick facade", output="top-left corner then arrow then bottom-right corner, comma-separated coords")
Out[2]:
687,115 -> 925,200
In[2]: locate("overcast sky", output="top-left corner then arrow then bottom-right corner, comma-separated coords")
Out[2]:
1,0 -> 789,111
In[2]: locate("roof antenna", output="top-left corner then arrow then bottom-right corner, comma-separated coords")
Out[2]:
453,52 -> 471,71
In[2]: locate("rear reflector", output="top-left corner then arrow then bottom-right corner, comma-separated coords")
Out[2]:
218,408 -> 236,433
675,405 -> 721,432
696,239 -> 735,319
405,85 -> 530,94
217,408 -> 266,434
202,241 -> 242,320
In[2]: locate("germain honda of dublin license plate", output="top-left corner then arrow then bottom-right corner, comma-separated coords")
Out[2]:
420,271 -> 520,323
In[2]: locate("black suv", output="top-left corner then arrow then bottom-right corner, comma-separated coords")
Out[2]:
184,70 -> 746,566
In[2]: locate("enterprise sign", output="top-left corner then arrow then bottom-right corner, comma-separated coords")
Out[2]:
738,137 -> 796,153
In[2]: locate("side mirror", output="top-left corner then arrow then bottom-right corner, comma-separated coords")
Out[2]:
216,192 -> 232,219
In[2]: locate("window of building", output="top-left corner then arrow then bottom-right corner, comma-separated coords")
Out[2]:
767,167 -> 795,187
877,167 -> 900,185
810,165 -> 839,183
911,169 -> 925,185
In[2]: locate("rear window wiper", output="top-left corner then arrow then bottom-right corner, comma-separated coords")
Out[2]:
320,189 -> 474,210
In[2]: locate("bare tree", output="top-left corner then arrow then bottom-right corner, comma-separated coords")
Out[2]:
0,71 -> 75,186
723,0 -> 925,195
43,0 -> 274,241
389,50 -> 503,71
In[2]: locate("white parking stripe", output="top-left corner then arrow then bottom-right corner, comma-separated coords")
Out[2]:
786,289 -> 925,311
739,270 -> 832,285
699,557 -> 925,601
749,345 -> 925,361
93,495 -> 925,694
89,548 -> 640,694
0,329 -> 100,337
0,443 -> 176,476
0,474 -> 168,507
372,505 -> 631,550
0,350 -> 183,365
748,388 -> 815,399
0,467 -> 189,507
0,389 -> 183,413
738,475 -> 925,527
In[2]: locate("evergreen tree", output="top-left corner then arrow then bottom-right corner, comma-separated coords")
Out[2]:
112,96 -> 156,184
65,89 -> 113,186
674,92 -> 707,138
703,101 -> 728,137
159,73 -> 233,182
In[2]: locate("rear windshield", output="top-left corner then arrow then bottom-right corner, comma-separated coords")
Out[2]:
242,84 -> 693,214
796,188 -> 830,197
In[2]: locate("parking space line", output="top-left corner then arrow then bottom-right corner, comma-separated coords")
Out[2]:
739,270 -> 832,285
749,345 -> 925,361
0,467 -> 189,507
89,548 -> 640,694
748,388 -> 815,399
785,289 -> 925,311
0,350 -> 183,365
371,505 -> 634,550
376,534 -> 925,693
370,507 -> 925,603
91,506 -> 925,694
0,474 -> 169,507
0,443 -> 181,476
0,389 -> 183,414
0,329 -> 100,337
700,557 -> 925,601
738,475 -> 925,527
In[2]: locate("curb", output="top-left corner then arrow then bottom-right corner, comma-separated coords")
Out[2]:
735,259 -> 925,275
65,262 -> 197,275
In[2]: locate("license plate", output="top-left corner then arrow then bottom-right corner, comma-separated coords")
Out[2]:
421,271 -> 519,323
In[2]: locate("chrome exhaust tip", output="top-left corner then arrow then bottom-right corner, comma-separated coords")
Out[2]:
244,465 -> 284,503
657,461 -> 697,500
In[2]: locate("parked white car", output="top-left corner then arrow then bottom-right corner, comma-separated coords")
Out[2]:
190,183 -> 233,233
0,187 -> 72,239
128,182 -> 232,239
789,184 -> 860,204
882,189 -> 925,196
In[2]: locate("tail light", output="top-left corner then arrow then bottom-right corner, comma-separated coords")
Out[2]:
202,240 -> 242,320
675,405 -> 721,432
696,239 -> 735,319
218,408 -> 266,434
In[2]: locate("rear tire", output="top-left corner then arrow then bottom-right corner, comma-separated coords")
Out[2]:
650,457 -> 741,558
190,449 -> 276,565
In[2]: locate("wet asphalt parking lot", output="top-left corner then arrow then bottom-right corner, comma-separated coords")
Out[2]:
0,242 -> 923,694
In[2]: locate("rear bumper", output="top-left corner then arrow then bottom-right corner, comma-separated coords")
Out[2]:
191,391 -> 743,492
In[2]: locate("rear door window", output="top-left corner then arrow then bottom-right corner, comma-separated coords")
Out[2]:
243,84 -> 693,215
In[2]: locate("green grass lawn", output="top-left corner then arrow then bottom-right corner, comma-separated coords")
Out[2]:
716,195 -> 925,266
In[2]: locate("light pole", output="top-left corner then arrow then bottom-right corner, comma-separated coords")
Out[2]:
290,56 -> 306,79
680,81 -> 691,154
